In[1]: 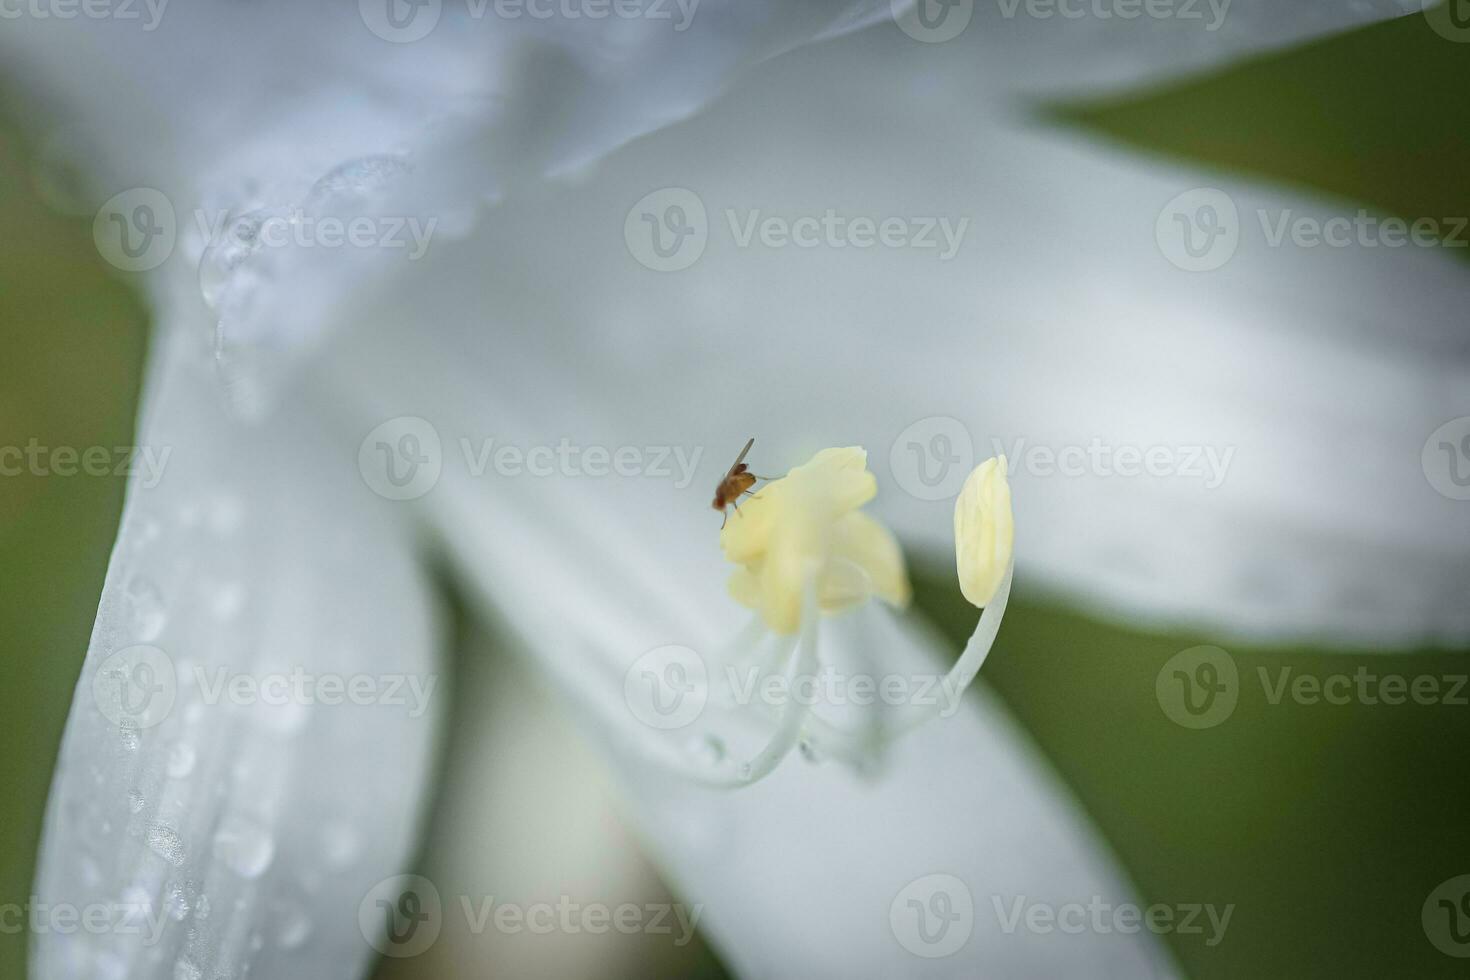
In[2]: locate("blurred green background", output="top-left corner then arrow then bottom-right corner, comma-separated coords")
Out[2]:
3,14 -> 1469,978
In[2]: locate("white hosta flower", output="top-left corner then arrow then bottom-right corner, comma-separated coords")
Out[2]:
3,2 -> 1454,979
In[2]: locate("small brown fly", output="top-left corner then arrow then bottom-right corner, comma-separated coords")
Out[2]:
712,437 -> 764,528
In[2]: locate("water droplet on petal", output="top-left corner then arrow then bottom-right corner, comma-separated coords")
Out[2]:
307,155 -> 410,205
173,958 -> 202,980
165,741 -> 197,779
321,821 -> 361,870
686,734 -> 726,767
276,899 -> 313,949
128,790 -> 146,813
164,881 -> 193,921
213,815 -> 275,879
145,824 -> 186,867
798,736 -> 821,763
206,495 -> 243,536
206,582 -> 246,621
125,576 -> 166,641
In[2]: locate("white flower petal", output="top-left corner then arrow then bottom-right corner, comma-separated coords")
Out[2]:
30,328 -> 444,980
323,296 -> 1169,973
0,1 -> 895,407
332,19 -> 1468,647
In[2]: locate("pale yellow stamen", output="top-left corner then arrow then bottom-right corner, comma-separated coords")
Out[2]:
954,454 -> 1014,608
720,447 -> 911,634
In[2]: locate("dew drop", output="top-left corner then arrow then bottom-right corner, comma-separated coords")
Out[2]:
206,582 -> 246,621
798,737 -> 821,763
164,881 -> 193,921
198,209 -> 270,315
686,734 -> 726,767
213,816 -> 275,879
145,824 -> 186,867
308,155 -> 410,204
125,576 -> 167,641
173,958 -> 202,980
128,789 -> 146,814
94,953 -> 128,980
166,741 -> 197,779
276,900 -> 313,949
206,494 -> 244,536
321,821 -> 361,870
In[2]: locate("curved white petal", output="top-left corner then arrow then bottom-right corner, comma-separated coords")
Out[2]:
322,294 -> 1171,973
0,1 -> 894,408
30,327 -> 444,980
931,0 -> 1416,101
318,17 -> 1468,648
